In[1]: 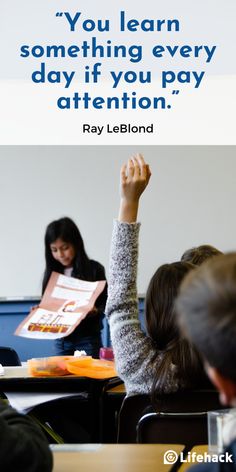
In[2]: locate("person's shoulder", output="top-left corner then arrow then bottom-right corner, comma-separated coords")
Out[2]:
90,259 -> 105,271
89,259 -> 106,279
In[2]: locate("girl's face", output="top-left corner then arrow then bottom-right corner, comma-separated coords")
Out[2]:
50,238 -> 76,267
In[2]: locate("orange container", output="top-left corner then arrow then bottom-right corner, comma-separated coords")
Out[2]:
28,356 -> 73,377
66,357 -> 117,379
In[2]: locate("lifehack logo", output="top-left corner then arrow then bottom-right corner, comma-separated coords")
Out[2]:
163,449 -> 234,465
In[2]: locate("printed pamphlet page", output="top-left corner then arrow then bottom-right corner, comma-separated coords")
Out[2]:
15,272 -> 106,339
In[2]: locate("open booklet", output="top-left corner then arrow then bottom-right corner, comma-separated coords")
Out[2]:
15,272 -> 106,340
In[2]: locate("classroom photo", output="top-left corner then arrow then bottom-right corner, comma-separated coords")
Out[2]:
0,145 -> 236,472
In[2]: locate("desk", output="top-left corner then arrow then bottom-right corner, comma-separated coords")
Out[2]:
0,366 -> 121,442
0,366 -> 117,392
106,383 -> 126,394
52,444 -> 185,472
178,446 -> 208,472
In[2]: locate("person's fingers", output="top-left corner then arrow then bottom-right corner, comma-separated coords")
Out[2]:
136,153 -> 149,180
136,153 -> 145,166
146,164 -> 152,184
138,153 -> 147,179
131,155 -> 141,179
120,164 -> 127,184
127,158 -> 135,177
123,154 -> 151,185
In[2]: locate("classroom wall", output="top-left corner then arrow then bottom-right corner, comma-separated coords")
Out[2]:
0,145 -> 235,297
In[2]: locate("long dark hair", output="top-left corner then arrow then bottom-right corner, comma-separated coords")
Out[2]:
145,261 -> 203,400
42,217 -> 92,293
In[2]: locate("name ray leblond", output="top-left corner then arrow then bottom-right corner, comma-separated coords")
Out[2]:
83,123 -> 154,135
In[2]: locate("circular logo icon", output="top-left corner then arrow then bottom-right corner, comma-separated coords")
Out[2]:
163,450 -> 178,464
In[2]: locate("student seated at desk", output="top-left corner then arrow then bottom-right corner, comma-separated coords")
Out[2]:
176,253 -> 236,470
106,154 -> 205,399
0,400 -> 52,471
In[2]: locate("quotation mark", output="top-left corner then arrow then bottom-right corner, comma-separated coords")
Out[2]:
56,12 -> 63,17
163,450 -> 179,464
172,90 -> 180,95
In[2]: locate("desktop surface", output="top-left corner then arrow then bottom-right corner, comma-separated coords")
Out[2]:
52,444 -> 185,472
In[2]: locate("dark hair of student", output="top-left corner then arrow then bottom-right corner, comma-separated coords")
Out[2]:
42,217 -> 92,293
145,261 -> 204,402
181,244 -> 222,266
176,253 -> 236,383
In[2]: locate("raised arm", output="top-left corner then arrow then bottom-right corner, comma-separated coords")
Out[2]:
106,154 -> 154,396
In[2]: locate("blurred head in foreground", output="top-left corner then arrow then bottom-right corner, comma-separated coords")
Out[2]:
176,253 -> 236,406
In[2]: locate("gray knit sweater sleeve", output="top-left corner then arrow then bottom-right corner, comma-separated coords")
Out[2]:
106,220 -> 180,396
105,221 -> 158,396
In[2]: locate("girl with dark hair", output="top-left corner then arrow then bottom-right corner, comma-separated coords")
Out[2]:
106,154 -> 204,398
43,217 -> 107,357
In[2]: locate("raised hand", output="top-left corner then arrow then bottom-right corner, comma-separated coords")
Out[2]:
119,153 -> 151,223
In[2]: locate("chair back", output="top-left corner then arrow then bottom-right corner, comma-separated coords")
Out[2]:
153,389 -> 222,413
117,394 -> 153,442
137,411 -> 207,449
0,346 -> 21,366
117,389 -> 222,443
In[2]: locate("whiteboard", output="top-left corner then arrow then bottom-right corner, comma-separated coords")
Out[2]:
0,145 -> 235,297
